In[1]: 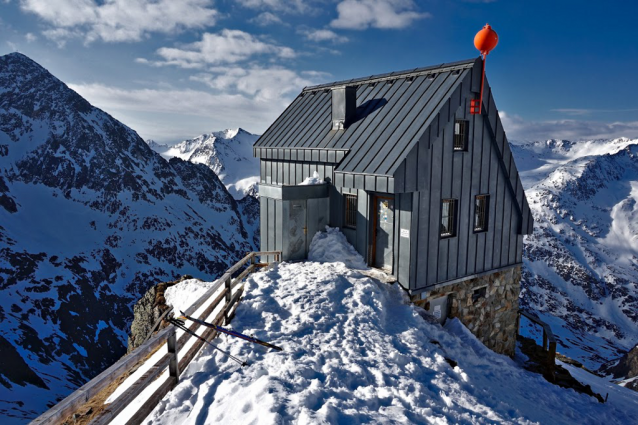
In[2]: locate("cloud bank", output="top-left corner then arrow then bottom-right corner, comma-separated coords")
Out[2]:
500,111 -> 638,142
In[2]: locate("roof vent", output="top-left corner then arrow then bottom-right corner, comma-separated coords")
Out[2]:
331,86 -> 357,131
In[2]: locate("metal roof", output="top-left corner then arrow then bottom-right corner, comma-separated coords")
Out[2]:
254,57 -> 479,177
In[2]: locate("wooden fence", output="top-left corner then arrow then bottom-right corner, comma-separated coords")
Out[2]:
31,251 -> 281,425
518,310 -> 557,381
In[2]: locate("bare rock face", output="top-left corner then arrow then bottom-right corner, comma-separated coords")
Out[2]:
599,344 -> 638,392
127,275 -> 197,353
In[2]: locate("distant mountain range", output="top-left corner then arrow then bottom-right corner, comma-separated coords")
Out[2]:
2,50 -> 637,422
0,52 -> 257,422
147,129 -> 260,200
513,138 -> 638,370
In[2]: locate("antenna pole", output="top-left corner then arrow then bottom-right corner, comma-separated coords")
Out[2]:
471,54 -> 486,115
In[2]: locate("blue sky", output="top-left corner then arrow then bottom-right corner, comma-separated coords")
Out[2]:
1,0 -> 637,143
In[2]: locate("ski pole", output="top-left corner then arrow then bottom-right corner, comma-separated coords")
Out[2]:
167,318 -> 248,367
179,311 -> 283,351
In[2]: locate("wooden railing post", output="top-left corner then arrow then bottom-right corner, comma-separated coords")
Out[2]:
542,331 -> 548,351
224,274 -> 232,324
167,327 -> 179,382
547,340 -> 557,380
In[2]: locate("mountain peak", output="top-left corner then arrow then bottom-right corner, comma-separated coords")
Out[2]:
1,51 -> 48,73
212,128 -> 240,139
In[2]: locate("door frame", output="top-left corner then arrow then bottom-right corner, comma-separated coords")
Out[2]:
370,194 -> 395,270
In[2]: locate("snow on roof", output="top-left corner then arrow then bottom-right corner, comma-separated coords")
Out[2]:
298,171 -> 324,186
145,231 -> 637,424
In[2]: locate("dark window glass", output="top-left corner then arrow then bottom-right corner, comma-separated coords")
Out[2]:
344,194 -> 357,229
474,194 -> 489,232
472,286 -> 487,303
441,199 -> 457,237
454,120 -> 469,151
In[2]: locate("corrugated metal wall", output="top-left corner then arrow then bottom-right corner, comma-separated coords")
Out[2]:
257,61 -> 531,293
260,160 -> 335,186
260,196 -> 283,263
393,71 -> 524,292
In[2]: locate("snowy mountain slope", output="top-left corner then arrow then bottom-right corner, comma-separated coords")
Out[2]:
512,138 -> 638,369
148,129 -> 260,200
0,53 -> 257,422
144,229 -> 638,424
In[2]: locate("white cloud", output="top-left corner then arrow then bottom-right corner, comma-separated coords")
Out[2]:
143,30 -> 295,68
237,0 -> 311,14
331,0 -> 429,30
499,111 -> 638,142
25,32 -> 37,42
19,0 -> 218,44
6,41 -> 18,51
250,12 -> 285,26
191,66 -> 315,102
302,29 -> 349,43
68,83 -> 281,141
68,64 -> 325,141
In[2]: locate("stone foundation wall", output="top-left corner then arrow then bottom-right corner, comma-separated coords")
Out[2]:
415,266 -> 521,357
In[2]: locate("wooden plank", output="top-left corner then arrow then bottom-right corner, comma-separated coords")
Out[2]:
125,377 -> 177,425
31,324 -> 175,425
90,354 -> 172,425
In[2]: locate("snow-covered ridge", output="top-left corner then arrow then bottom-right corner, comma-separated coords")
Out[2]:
0,52 -> 257,421
147,229 -> 637,424
513,138 -> 638,369
147,128 -> 260,199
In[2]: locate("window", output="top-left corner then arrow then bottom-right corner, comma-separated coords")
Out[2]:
474,194 -> 489,232
344,194 -> 357,229
440,199 -> 457,237
472,286 -> 487,304
454,120 -> 469,151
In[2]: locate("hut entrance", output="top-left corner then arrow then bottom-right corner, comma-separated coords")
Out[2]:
372,195 -> 394,271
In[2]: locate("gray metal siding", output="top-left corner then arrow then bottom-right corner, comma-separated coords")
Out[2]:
260,160 -> 335,186
256,56 -> 533,294
260,197 -> 283,263
395,192 -> 412,290
393,72 -> 525,292
355,189 -> 369,260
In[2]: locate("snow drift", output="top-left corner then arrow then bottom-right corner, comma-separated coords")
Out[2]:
147,229 -> 637,424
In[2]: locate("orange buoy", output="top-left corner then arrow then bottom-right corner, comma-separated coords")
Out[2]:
474,24 -> 498,57
470,24 -> 498,115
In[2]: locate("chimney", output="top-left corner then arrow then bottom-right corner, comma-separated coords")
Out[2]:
331,86 -> 356,130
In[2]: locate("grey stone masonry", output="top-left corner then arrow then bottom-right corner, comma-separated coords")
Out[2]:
413,266 -> 521,357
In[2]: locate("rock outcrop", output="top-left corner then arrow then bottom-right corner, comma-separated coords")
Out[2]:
127,275 -> 198,353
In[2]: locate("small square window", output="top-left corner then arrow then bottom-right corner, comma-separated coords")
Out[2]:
454,120 -> 469,151
344,194 -> 357,229
440,199 -> 457,238
472,286 -> 487,303
474,194 -> 489,232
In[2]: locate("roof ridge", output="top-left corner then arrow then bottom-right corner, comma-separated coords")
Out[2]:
303,57 -> 479,92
